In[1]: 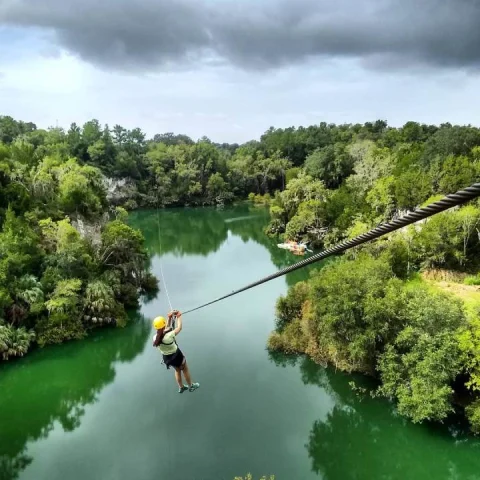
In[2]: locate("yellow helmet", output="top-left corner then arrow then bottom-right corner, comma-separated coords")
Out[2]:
153,316 -> 166,330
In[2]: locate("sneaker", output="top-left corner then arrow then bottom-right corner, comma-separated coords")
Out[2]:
178,385 -> 188,393
189,382 -> 200,392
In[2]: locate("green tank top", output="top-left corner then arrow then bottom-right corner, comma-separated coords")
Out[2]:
156,331 -> 177,356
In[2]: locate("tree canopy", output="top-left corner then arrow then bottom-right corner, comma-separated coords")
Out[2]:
3,113 -> 480,434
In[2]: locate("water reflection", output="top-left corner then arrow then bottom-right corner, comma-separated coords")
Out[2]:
129,204 -> 322,287
130,207 -> 235,257
0,312 -> 150,480
0,453 -> 31,480
271,352 -> 480,480
3,206 -> 480,480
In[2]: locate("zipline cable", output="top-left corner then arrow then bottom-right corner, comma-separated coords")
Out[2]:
156,210 -> 173,312
182,182 -> 480,315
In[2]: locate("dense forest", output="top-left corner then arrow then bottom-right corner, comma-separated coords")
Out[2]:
258,121 -> 480,434
0,113 -> 293,364
0,115 -> 166,362
2,114 -> 480,434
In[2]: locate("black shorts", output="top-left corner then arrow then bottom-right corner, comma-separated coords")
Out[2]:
163,349 -> 185,369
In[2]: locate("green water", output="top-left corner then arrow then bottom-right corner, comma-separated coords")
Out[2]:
1,204 -> 480,480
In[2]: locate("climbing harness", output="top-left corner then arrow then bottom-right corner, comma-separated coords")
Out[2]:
180,182 -> 480,315
159,332 -> 180,370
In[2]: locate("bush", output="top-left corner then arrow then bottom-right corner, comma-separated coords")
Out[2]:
269,248 -> 475,428
465,275 -> 480,286
0,323 -> 35,360
285,167 -> 301,184
124,199 -> 138,210
267,319 -> 308,354
307,254 -> 399,372
252,193 -> 272,205
377,287 -> 465,423
274,281 -> 309,331
35,314 -> 86,347
119,283 -> 140,308
140,272 -> 160,295
466,399 -> 480,434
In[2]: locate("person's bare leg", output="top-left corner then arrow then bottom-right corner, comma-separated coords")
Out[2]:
181,359 -> 199,391
174,369 -> 183,388
182,362 -> 192,386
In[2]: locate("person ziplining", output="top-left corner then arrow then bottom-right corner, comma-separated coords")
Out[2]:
152,310 -> 200,393
151,182 -> 480,393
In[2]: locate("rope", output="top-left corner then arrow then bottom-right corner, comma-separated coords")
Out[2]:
156,210 -> 173,312
159,262 -> 173,312
182,182 -> 480,315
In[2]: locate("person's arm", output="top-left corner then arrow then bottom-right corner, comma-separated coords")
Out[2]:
167,312 -> 174,329
173,311 -> 183,335
152,330 -> 162,347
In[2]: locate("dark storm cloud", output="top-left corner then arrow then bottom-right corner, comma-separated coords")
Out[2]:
1,0 -> 479,72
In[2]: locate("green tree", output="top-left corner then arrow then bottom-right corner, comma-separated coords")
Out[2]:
305,143 -> 353,188
457,308 -> 480,395
0,114 -> 162,360
7,275 -> 44,326
394,169 -> 432,210
266,172 -> 330,238
274,281 -> 310,332
400,121 -> 427,143
57,159 -> 106,216
206,172 -> 232,204
67,122 -> 86,160
82,119 -> 102,146
377,288 -> 465,423
324,184 -> 364,237
83,280 -> 125,326
412,206 -> 480,269
87,126 -> 116,174
45,279 -> 82,316
98,220 -> 153,304
0,208 -> 40,281
347,142 -> 394,194
39,278 -> 85,346
366,176 -> 396,222
285,199 -> 327,245
9,138 -> 37,167
153,132 -> 194,145
307,254 -> 401,372
422,125 -> 480,166
0,116 -> 22,144
38,218 -> 95,284
193,140 -> 221,193
0,322 -> 35,360
465,399 -> 480,434
31,155 -> 61,208
438,155 -> 478,194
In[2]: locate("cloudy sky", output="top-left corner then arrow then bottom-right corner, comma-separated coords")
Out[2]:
1,0 -> 479,143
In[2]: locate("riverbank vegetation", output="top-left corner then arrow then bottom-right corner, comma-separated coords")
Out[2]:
0,115 -> 292,211
3,114 -> 480,434
269,246 -> 480,431
0,116 -> 159,361
260,122 -> 480,433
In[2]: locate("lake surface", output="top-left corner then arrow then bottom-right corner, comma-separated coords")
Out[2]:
1,204 -> 480,480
